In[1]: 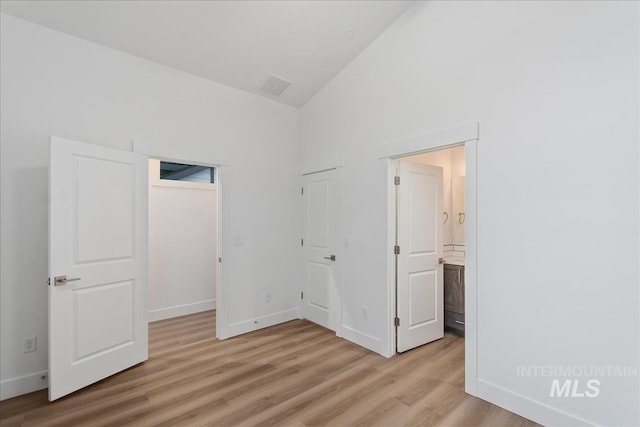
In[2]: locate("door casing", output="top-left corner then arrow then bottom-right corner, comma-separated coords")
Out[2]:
381,122 -> 478,396
131,140 -> 229,340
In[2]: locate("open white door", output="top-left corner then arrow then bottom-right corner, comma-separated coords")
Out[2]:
49,137 -> 148,400
301,169 -> 341,332
396,160 -> 443,353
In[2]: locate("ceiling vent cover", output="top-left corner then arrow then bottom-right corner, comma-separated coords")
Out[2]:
259,74 -> 291,97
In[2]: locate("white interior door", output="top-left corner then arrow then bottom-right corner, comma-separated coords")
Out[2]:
49,137 -> 148,400
302,169 -> 341,332
396,160 -> 444,353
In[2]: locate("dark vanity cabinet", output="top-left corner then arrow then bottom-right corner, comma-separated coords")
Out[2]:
444,264 -> 465,335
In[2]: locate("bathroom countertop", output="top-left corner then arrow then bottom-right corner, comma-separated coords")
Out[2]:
444,256 -> 465,266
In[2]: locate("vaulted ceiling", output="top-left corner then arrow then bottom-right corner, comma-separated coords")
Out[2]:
0,1 -> 414,107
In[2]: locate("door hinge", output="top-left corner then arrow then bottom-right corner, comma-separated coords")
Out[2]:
301,291 -> 304,300
394,245 -> 400,255
47,278 -> 50,286
394,176 -> 400,185
301,187 -> 304,195
394,317 -> 400,327
301,238 -> 304,246
218,257 -> 222,263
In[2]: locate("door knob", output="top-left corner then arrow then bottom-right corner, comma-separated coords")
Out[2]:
324,255 -> 336,261
54,275 -> 81,286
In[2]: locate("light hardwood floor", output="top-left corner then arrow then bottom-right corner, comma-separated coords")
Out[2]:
0,311 -> 539,426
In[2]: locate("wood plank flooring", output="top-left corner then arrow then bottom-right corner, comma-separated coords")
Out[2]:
0,311 -> 539,426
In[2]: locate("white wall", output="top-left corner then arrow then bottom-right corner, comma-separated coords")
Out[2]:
410,146 -> 465,246
300,1 -> 639,426
0,13 -> 301,399
2,3 -> 639,424
148,159 -> 217,322
450,146 -> 464,178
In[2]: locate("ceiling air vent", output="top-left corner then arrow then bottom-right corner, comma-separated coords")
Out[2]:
259,74 -> 291,97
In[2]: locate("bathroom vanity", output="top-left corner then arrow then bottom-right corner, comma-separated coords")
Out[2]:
444,262 -> 465,335
443,169 -> 466,334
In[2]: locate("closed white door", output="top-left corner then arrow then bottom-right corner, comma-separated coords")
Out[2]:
396,160 -> 444,353
302,169 -> 341,332
49,137 -> 148,400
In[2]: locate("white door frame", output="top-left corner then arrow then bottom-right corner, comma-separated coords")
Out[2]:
147,154 -> 229,339
380,122 -> 479,396
131,140 -> 231,340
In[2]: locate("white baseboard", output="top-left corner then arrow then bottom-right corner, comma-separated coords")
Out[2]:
477,378 -> 597,426
222,308 -> 299,338
1,370 -> 48,401
148,299 -> 216,322
341,325 -> 386,357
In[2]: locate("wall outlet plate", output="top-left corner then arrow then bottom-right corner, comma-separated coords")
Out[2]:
24,336 -> 37,353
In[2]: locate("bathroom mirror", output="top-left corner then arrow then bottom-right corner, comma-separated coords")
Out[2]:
451,176 -> 465,244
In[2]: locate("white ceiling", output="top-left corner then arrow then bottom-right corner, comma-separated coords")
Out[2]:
0,0 -> 414,107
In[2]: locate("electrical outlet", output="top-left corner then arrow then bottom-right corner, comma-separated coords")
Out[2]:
361,306 -> 368,319
265,293 -> 271,303
24,336 -> 37,353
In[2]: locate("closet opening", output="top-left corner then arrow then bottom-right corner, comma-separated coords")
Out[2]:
147,159 -> 219,323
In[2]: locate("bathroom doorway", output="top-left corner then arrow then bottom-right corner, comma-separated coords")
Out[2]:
381,122 -> 478,394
